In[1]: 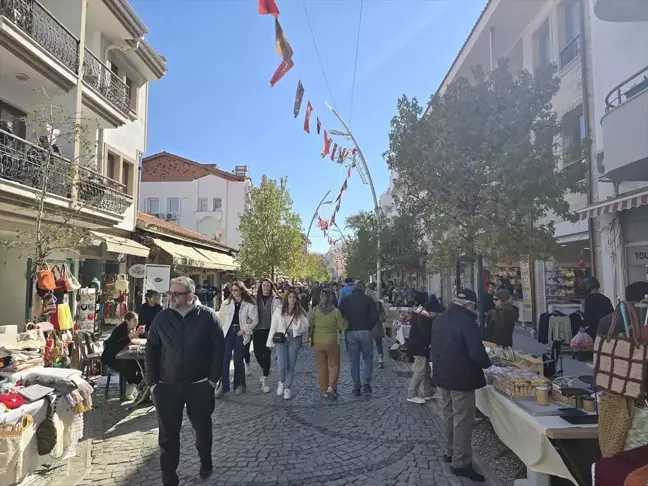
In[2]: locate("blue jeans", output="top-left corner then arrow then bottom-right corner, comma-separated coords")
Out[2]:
222,325 -> 245,392
275,335 -> 302,388
348,330 -> 374,389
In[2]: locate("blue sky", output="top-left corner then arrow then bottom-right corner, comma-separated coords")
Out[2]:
132,0 -> 486,253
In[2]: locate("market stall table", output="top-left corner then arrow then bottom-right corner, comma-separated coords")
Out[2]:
476,385 -> 599,486
115,340 -> 148,409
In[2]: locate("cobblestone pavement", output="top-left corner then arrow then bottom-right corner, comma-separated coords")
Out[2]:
77,345 -> 483,486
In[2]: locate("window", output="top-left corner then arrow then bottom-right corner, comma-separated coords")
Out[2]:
534,21 -> 551,70
0,100 -> 27,139
167,198 -> 180,213
147,198 -> 160,213
560,1 -> 580,69
562,105 -> 585,165
213,198 -> 222,211
198,198 -> 208,212
106,152 -> 116,180
121,162 -> 132,195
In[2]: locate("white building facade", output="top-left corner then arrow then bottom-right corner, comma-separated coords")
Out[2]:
0,0 -> 166,325
139,152 -> 250,250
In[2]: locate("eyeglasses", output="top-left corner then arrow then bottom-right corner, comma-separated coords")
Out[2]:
167,291 -> 190,298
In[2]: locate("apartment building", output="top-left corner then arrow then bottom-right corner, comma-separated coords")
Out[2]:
576,0 -> 648,299
139,152 -> 251,250
0,0 -> 166,324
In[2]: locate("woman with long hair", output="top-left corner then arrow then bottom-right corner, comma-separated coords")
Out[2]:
309,289 -> 347,398
217,281 -> 258,397
255,278 -> 282,393
267,288 -> 309,400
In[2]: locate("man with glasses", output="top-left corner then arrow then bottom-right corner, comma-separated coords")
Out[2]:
145,276 -> 224,486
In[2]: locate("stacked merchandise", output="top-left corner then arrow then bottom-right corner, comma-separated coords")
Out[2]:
545,263 -> 591,303
492,267 -> 523,299
487,366 -> 550,398
99,274 -> 130,325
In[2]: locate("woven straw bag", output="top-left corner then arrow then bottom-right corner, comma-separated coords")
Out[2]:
594,302 -> 648,399
599,393 -> 633,458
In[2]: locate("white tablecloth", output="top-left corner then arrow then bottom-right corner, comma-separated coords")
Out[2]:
476,385 -> 596,485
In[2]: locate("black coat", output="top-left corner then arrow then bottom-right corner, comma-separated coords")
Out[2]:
145,305 -> 225,386
431,304 -> 491,392
101,322 -> 130,365
338,289 -> 378,332
485,303 -> 518,348
408,310 -> 435,358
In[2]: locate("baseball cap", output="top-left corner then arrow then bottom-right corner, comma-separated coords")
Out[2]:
457,288 -> 477,303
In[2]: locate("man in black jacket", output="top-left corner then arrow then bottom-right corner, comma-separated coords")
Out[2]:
339,280 -> 379,395
146,276 -> 225,486
431,289 -> 490,482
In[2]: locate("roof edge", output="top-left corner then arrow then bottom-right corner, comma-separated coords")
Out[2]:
142,152 -> 246,182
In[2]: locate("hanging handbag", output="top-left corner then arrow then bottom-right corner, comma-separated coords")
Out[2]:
41,292 -> 57,317
114,274 -> 129,293
272,316 -> 295,344
594,302 -> 648,399
36,264 -> 56,291
36,397 -> 57,456
51,265 -> 67,292
61,264 -> 81,292
599,393 -> 634,458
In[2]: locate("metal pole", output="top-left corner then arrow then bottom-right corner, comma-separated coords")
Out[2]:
477,254 -> 485,337
325,102 -> 382,301
306,190 -> 332,242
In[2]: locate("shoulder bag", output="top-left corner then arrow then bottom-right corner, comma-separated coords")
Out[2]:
272,315 -> 295,344
594,302 -> 648,399
36,264 -> 56,291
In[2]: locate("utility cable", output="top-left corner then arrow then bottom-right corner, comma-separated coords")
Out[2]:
348,0 -> 364,128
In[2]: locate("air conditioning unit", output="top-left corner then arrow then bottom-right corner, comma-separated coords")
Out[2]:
150,212 -> 162,219
166,212 -> 179,221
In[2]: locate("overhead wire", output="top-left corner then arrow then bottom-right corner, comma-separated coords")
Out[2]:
300,0 -> 339,114
348,0 -> 364,128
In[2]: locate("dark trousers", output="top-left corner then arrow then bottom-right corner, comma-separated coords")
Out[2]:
253,329 -> 271,377
223,325 -> 245,392
108,359 -> 143,385
374,337 -> 384,356
244,339 -> 251,365
153,381 -> 215,486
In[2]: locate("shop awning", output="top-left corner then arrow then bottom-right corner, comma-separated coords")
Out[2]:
195,248 -> 238,271
576,188 -> 648,220
90,231 -> 150,258
152,238 -> 214,269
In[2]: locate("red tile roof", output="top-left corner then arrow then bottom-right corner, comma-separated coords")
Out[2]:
142,152 -> 245,183
136,211 -> 236,253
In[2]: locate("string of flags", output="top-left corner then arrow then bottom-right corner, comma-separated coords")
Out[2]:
258,0 -> 356,247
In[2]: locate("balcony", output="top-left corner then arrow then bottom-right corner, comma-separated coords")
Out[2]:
82,48 -> 131,117
601,65 -> 648,182
0,128 -> 132,218
0,0 -> 79,75
559,36 -> 580,70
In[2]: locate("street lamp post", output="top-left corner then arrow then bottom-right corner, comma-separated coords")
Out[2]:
325,102 -> 382,301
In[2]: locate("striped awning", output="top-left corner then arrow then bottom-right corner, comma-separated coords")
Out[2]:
577,188 -> 648,220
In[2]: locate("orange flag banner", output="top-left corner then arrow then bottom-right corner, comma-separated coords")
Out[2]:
321,130 -> 331,157
259,0 -> 279,17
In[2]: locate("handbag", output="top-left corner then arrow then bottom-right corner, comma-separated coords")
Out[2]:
272,316 -> 295,344
36,398 -> 57,456
36,264 -> 56,291
41,292 -> 57,317
599,392 -> 634,458
62,264 -> 81,292
114,274 -> 129,293
594,302 -> 648,399
51,265 -> 67,292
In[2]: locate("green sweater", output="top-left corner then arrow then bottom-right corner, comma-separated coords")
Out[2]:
309,306 -> 348,345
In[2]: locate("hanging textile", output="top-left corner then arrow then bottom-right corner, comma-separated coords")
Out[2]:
330,143 -> 338,161
259,0 -> 280,16
275,18 -> 293,61
303,102 -> 313,133
321,130 -> 331,157
294,81 -> 304,118
316,118 -> 321,134
269,59 -> 294,87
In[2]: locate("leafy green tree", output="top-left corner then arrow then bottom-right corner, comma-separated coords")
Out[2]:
343,211 -> 426,281
384,60 -> 586,272
291,251 -> 331,282
237,176 -> 303,278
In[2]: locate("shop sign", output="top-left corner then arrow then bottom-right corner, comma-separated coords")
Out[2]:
627,245 -> 648,265
128,264 -> 146,279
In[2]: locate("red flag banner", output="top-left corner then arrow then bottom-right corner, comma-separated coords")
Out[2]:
330,143 -> 338,161
293,81 -> 304,118
259,0 -> 280,16
321,130 -> 331,157
269,59 -> 294,87
274,18 -> 293,61
303,102 -> 313,133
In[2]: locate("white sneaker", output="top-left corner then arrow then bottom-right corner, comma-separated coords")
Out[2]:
215,384 -> 225,398
283,388 -> 292,400
277,382 -> 284,396
260,376 -> 271,393
407,396 -> 426,404
125,384 -> 138,401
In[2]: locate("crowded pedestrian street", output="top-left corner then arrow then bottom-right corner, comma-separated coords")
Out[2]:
77,346 -> 479,486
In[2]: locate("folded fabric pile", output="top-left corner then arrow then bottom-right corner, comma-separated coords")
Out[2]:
0,347 -> 43,374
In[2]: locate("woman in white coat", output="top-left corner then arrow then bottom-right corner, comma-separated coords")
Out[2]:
267,288 -> 309,400
217,281 -> 258,396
